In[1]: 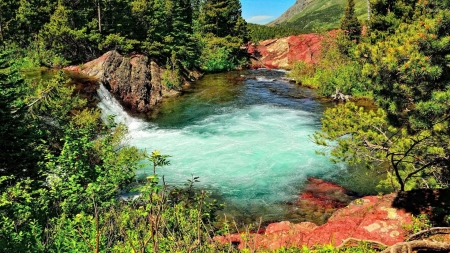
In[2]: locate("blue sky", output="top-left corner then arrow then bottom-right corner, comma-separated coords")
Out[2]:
240,0 -> 296,25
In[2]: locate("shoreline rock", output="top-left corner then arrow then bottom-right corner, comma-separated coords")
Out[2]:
214,192 -> 414,251
64,51 -> 194,113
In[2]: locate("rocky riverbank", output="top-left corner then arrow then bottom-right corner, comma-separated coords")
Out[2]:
215,192 -> 412,250
215,185 -> 450,251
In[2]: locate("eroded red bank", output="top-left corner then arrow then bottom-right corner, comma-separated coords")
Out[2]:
247,32 -> 336,69
214,191 -> 413,251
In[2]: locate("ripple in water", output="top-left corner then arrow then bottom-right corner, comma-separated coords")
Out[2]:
97,69 -> 346,223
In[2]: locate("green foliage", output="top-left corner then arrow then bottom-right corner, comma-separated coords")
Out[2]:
25,70 -> 86,121
147,150 -> 171,175
358,8 -> 450,125
0,50 -> 44,183
162,52 -> 183,90
0,176 -> 49,252
288,33 -> 368,97
99,33 -> 140,52
314,102 -> 449,191
198,0 -> 248,39
404,214 -> 432,234
340,0 -> 362,42
198,35 -> 246,72
194,0 -> 249,72
38,4 -> 95,64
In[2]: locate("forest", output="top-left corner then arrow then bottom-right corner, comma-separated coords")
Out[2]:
0,0 -> 249,72
1,0 -> 450,252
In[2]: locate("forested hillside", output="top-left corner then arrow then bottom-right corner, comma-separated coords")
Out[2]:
270,0 -> 367,33
246,0 -> 368,41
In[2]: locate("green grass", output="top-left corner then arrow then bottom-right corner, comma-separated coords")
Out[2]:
279,0 -> 368,33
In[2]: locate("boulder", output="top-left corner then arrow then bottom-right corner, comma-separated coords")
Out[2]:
65,51 -> 178,113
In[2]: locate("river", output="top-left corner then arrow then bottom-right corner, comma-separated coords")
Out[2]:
97,69 -> 379,226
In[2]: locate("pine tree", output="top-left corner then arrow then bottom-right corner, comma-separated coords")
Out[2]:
340,0 -> 361,42
0,51 -> 43,183
131,0 -> 167,56
199,0 -> 247,39
164,0 -> 196,65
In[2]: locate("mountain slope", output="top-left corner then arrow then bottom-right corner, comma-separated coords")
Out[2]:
269,0 -> 368,32
268,0 -> 315,25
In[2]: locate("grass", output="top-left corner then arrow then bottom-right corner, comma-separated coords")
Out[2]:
279,0 -> 368,33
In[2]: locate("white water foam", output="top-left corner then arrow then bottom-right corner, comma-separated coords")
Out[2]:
97,83 -> 148,131
97,77 -> 338,215
255,76 -> 276,82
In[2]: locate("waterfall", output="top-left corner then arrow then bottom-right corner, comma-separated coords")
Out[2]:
96,83 -> 147,131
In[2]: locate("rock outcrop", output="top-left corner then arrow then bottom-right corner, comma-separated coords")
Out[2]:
215,193 -> 413,251
65,51 -> 179,113
247,34 -> 325,69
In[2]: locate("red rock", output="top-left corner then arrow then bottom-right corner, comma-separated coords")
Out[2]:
214,193 -> 413,251
247,32 -> 336,69
265,221 -> 291,235
296,178 -> 358,220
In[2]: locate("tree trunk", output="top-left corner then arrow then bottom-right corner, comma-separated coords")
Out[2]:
97,0 -> 102,33
0,21 -> 4,49
380,240 -> 450,253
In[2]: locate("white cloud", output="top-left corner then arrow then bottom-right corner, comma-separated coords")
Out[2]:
246,15 -> 274,24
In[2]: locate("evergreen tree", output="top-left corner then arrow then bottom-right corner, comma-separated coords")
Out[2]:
360,6 -> 450,128
199,0 -> 247,39
9,0 -> 56,46
38,4 -> 94,63
316,2 -> 450,192
131,0 -> 167,56
164,0 -> 196,66
340,0 -> 361,42
0,0 -> 18,48
0,50 -> 43,183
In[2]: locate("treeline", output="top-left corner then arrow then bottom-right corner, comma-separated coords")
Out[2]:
0,0 -> 249,72
247,23 -> 305,42
291,0 -> 450,193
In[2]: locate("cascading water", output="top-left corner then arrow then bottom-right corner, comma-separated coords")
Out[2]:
96,69 -> 348,223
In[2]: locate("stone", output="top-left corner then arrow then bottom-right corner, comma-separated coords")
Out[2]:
247,33 -> 334,69
65,51 -> 185,113
214,193 -> 414,251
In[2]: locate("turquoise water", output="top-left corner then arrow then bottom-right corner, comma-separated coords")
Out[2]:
98,69 -> 349,222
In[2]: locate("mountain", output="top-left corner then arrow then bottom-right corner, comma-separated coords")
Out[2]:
268,0 -> 316,26
269,0 -> 368,32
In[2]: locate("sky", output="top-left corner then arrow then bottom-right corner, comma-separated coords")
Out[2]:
240,0 -> 296,25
